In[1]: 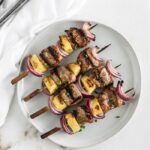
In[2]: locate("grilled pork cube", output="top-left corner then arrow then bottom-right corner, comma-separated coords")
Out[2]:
57,66 -> 76,84
67,63 -> 81,76
97,66 -> 113,88
40,48 -> 58,67
77,51 -> 93,73
66,27 -> 89,47
59,35 -> 73,54
50,71 -> 62,86
49,45 -> 63,62
98,91 -> 111,113
59,89 -> 73,106
105,88 -> 125,108
74,107 -> 93,125
85,48 -> 101,67
68,84 -> 82,100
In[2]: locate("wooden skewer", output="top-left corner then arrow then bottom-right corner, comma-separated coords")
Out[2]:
23,89 -> 42,102
115,64 -> 121,69
11,70 -> 29,85
30,106 -> 49,119
23,88 -> 44,102
89,24 -> 98,30
125,88 -> 134,93
96,43 -> 111,54
41,127 -> 61,139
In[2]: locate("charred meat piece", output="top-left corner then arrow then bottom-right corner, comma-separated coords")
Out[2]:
105,87 -> 125,108
56,66 -> 76,84
66,28 -> 89,48
59,89 -> 73,106
48,45 -> 63,62
98,90 -> 111,113
98,67 -> 113,87
74,107 -> 93,125
85,48 -> 101,67
40,48 -> 58,67
68,84 -> 82,101
50,71 -> 62,86
77,50 -> 93,73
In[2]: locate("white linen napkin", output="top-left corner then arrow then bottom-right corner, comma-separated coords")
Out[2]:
0,0 -> 87,127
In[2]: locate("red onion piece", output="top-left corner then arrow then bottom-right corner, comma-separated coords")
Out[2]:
91,46 -> 104,61
82,22 -> 95,41
116,80 -> 135,101
26,56 -> 43,77
106,59 -> 121,78
56,41 -> 69,57
48,97 -> 63,115
60,116 -> 73,134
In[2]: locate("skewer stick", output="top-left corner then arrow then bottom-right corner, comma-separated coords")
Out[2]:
96,43 -> 111,54
114,64 -> 121,69
89,24 -> 98,30
30,106 -> 49,119
125,88 -> 134,93
23,88 -> 45,102
11,70 -> 29,85
41,127 -> 61,139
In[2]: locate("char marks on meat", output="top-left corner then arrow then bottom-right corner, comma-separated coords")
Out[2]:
74,107 -> 93,125
66,28 -> 89,48
77,51 -> 93,73
68,84 -> 82,101
59,89 -> 73,106
40,48 -> 58,67
56,66 -> 76,84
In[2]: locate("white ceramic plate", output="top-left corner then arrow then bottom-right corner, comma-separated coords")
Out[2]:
17,20 -> 141,148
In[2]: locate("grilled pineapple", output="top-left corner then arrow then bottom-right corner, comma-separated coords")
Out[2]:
52,95 -> 67,111
60,35 -> 73,54
43,77 -> 58,94
90,98 -> 104,117
67,63 -> 81,76
30,54 -> 48,73
81,75 -> 96,94
65,113 -> 81,133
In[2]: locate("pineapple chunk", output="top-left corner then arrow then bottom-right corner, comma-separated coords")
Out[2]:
43,77 -> 58,94
65,113 -> 80,133
90,98 -> 103,117
67,63 -> 81,76
60,35 -> 73,54
81,76 -> 96,94
52,95 -> 67,111
30,54 -> 48,73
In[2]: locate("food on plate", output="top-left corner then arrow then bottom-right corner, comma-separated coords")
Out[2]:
23,45 -> 113,101
23,64 -> 81,101
11,22 -> 97,85
40,84 -> 132,139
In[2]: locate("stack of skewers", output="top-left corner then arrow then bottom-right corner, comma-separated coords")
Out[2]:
11,22 -> 135,139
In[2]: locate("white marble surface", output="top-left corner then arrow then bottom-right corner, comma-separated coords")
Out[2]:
0,0 -> 150,150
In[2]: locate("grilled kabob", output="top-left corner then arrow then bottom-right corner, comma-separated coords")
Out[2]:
23,63 -> 81,101
11,22 -> 97,85
78,59 -> 121,96
23,45 -> 113,101
30,83 -> 83,117
40,85 -> 132,139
